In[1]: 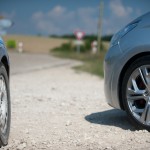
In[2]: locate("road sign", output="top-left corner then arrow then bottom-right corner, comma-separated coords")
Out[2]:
74,40 -> 84,46
74,30 -> 85,40
74,30 -> 85,53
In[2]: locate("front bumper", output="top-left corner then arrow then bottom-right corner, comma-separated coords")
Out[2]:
104,44 -> 122,109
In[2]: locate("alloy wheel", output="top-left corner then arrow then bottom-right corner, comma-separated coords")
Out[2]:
127,65 -> 150,126
0,75 -> 8,134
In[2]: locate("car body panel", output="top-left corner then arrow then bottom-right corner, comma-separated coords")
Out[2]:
0,36 -> 10,76
104,12 -> 150,109
104,44 -> 122,108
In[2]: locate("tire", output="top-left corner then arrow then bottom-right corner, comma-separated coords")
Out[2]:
0,64 -> 11,147
122,56 -> 150,131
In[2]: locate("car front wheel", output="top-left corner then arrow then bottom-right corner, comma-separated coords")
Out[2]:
122,56 -> 150,131
0,64 -> 10,147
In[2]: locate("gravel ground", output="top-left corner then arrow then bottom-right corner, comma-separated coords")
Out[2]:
2,52 -> 150,150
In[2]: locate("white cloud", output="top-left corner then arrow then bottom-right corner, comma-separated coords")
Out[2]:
32,5 -> 98,35
103,0 -> 141,35
78,7 -> 97,17
32,11 -> 44,20
48,5 -> 66,17
37,21 -> 61,33
110,0 -> 133,18
32,2 -> 142,36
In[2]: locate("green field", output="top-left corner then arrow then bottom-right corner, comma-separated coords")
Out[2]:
51,42 -> 109,78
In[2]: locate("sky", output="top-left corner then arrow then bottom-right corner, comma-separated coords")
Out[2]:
0,0 -> 150,36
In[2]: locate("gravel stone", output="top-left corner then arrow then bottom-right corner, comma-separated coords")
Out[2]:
1,52 -> 150,150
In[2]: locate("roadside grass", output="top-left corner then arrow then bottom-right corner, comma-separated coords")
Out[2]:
73,53 -> 105,78
51,42 -> 108,78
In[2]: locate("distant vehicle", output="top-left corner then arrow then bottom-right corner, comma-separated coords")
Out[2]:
0,37 -> 10,147
104,12 -> 150,131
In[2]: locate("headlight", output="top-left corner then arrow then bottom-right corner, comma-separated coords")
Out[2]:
110,23 -> 139,47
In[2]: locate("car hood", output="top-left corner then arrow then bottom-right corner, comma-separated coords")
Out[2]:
128,11 -> 150,26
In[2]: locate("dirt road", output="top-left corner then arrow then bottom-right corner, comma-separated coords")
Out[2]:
2,52 -> 150,150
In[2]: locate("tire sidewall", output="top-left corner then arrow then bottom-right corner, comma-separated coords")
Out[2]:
0,63 -> 11,146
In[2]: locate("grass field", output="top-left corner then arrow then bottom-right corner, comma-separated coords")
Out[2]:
3,35 -> 69,53
51,42 -> 109,78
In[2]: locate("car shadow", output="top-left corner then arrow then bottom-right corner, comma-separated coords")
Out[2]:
85,109 -> 136,131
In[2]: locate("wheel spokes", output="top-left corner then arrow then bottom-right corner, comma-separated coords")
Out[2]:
127,65 -> 150,126
132,107 -> 144,113
127,95 -> 145,101
140,102 -> 150,125
145,106 -> 150,125
139,67 -> 150,92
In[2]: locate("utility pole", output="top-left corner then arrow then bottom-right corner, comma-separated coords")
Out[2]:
97,0 -> 104,53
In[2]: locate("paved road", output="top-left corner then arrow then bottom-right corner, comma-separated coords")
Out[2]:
9,52 -> 81,75
1,52 -> 150,150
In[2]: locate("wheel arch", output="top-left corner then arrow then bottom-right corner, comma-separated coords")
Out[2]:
118,51 -> 150,110
1,56 -> 9,78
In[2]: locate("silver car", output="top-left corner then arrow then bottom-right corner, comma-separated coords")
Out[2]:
104,12 -> 150,131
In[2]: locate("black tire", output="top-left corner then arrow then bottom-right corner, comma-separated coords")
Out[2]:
0,64 -> 11,147
122,56 -> 150,131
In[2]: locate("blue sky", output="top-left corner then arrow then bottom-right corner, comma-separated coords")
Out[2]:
0,0 -> 150,36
